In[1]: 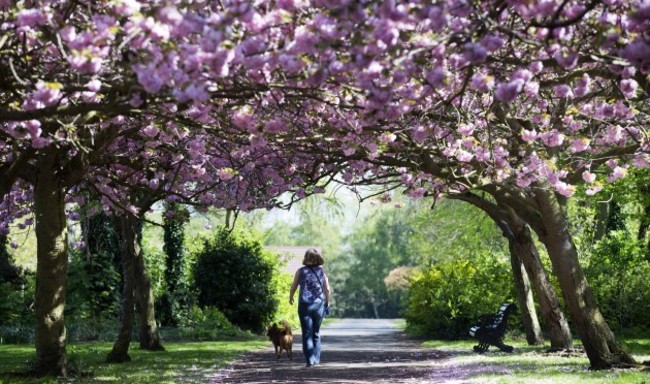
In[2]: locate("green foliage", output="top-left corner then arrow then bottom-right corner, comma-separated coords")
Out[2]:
404,252 -> 514,339
192,227 -> 278,333
584,231 -> 650,331
0,274 -> 34,342
331,197 -> 508,319
333,204 -> 417,318
66,212 -> 121,323
160,203 -> 191,326
271,267 -> 299,328
66,250 -> 121,323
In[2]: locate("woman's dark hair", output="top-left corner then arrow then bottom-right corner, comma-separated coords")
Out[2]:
303,248 -> 324,266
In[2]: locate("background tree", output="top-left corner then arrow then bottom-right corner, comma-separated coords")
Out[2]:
192,227 -> 278,334
160,203 -> 190,326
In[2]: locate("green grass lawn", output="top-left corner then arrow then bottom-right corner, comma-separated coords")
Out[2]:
0,338 -> 267,384
423,337 -> 650,384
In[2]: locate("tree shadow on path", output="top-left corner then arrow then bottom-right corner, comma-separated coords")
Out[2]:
210,319 -> 451,384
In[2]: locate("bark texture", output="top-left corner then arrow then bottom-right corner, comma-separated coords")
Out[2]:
452,193 -> 573,350
534,186 -> 635,369
106,216 -> 137,363
506,220 -> 573,351
34,151 -> 68,376
134,254 -> 164,351
509,251 -> 544,345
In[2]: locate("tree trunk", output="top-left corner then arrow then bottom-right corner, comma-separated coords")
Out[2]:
593,201 -> 610,243
507,221 -> 574,351
132,219 -> 164,351
509,250 -> 544,345
452,193 -> 573,350
534,186 -> 636,369
106,216 -> 137,363
33,151 -> 68,376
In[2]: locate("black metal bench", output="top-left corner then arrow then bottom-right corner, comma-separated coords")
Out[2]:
468,303 -> 517,353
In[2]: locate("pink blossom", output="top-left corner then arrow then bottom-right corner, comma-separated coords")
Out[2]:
428,6 -> 448,32
463,43 -> 487,64
540,130 -> 565,147
521,129 -> 538,142
607,166 -> 628,182
554,182 -> 576,197
425,67 -> 448,88
470,74 -> 494,92
458,124 -> 475,136
343,146 -> 356,156
265,119 -> 288,133
141,125 -> 159,138
456,150 -> 474,163
554,49 -> 578,69
620,79 -> 638,99
159,6 -> 183,26
481,35 -> 505,52
113,0 -> 141,16
574,74 -> 591,97
524,81 -> 540,97
582,171 -> 596,183
232,108 -> 255,131
529,61 -> 544,74
411,126 -> 427,143
85,79 -> 102,92
512,69 -> 533,82
135,65 -> 164,93
622,66 -> 637,78
554,84 -> 574,98
586,185 -> 604,195
620,39 -> 650,69
16,8 -> 50,27
379,132 -> 397,143
569,138 -> 590,153
407,187 -> 426,199
494,79 -> 524,102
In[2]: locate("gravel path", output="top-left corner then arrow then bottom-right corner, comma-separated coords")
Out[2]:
210,319 -> 451,384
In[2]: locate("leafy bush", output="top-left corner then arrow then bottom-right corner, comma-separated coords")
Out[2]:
192,228 -> 278,333
585,231 -> 650,331
66,250 -> 121,323
404,252 -> 514,339
159,306 -> 244,340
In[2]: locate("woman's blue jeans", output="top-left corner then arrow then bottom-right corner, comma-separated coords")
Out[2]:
298,301 -> 325,366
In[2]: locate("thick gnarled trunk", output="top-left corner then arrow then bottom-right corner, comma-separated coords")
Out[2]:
34,151 -> 68,376
106,216 -> 137,363
534,186 -> 635,369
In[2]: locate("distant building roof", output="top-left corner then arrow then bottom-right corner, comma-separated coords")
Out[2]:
266,245 -> 321,275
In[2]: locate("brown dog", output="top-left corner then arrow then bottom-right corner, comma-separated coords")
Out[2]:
266,320 -> 293,360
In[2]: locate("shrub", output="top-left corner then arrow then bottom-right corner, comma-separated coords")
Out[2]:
192,227 -> 278,333
404,252 -> 514,339
585,231 -> 650,331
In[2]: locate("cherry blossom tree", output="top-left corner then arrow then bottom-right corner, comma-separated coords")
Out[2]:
2,0 -> 650,374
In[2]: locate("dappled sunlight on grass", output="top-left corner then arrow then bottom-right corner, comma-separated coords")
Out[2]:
0,339 -> 267,384
422,338 -> 650,384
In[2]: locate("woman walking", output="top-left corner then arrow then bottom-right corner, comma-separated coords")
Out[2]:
289,248 -> 331,367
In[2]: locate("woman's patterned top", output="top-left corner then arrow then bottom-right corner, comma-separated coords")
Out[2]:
298,266 -> 326,304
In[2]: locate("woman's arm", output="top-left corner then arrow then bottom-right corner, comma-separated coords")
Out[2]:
289,269 -> 300,305
323,272 -> 331,306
